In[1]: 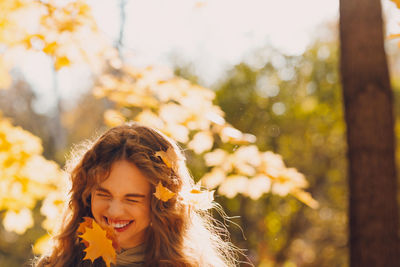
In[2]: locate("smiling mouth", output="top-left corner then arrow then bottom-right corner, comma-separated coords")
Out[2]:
104,216 -> 134,232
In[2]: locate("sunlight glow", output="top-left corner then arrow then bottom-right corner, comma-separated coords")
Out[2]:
14,0 -> 341,112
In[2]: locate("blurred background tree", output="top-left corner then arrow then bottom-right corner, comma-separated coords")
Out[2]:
340,0 -> 400,265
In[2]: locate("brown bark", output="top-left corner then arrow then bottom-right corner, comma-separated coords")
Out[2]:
339,0 -> 400,266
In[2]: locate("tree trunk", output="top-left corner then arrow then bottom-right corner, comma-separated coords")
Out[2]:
339,0 -> 400,266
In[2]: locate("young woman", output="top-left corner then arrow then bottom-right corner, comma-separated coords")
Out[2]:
34,123 -> 238,267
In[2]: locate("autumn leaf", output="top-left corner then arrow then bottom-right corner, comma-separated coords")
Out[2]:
78,217 -> 120,252
155,147 -> 178,173
77,217 -> 93,234
78,218 -> 116,267
105,224 -> 121,253
153,182 -> 175,202
77,217 -> 93,247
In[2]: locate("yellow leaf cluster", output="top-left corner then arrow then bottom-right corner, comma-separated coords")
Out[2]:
0,0 -> 36,45
0,0 -> 316,209
0,116 -> 68,236
1,1 -> 109,250
96,65 -> 255,146
3,208 -> 33,234
92,60 -> 316,207
33,0 -> 100,70
202,146 -> 318,208
0,0 -> 106,73
0,0 -> 39,85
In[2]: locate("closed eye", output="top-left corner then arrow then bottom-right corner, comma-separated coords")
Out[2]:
96,193 -> 110,198
127,199 -> 139,203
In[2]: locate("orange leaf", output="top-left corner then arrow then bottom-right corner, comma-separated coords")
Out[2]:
104,224 -> 121,253
77,217 -> 93,248
78,218 -> 116,267
155,147 -> 178,172
153,182 -> 175,202
77,217 -> 93,234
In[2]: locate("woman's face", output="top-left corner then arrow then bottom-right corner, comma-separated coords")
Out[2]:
91,160 -> 152,249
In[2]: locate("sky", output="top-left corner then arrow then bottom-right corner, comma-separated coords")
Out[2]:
91,0 -> 340,84
13,0 -> 400,113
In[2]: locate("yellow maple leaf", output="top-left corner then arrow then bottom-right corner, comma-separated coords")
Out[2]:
77,217 -> 93,234
154,146 -> 178,172
77,217 -> 93,247
153,182 -> 175,202
104,225 -> 121,253
78,218 -> 116,267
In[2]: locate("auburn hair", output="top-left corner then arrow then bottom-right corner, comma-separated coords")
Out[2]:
34,123 -> 238,267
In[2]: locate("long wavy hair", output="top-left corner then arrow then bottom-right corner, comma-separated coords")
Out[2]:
34,123 -> 238,267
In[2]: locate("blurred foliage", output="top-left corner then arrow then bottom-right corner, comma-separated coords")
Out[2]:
0,113 -> 68,266
208,41 -> 348,266
0,1 -> 102,264
1,0 -> 315,207
0,0 -> 104,72
94,63 -> 316,207
0,74 -> 55,158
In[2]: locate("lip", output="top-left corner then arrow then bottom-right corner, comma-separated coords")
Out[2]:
104,216 -> 134,233
114,221 -> 133,232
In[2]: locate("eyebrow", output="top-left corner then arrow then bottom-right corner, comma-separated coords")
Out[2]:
95,187 -> 146,198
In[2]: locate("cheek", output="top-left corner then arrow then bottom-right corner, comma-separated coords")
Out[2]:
91,197 -> 106,217
132,204 -> 151,223
142,206 -> 152,224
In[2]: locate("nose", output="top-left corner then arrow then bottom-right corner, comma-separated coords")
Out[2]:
106,199 -> 125,218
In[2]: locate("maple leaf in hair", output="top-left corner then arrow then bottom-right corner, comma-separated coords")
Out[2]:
155,146 -> 179,173
153,182 -> 176,202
